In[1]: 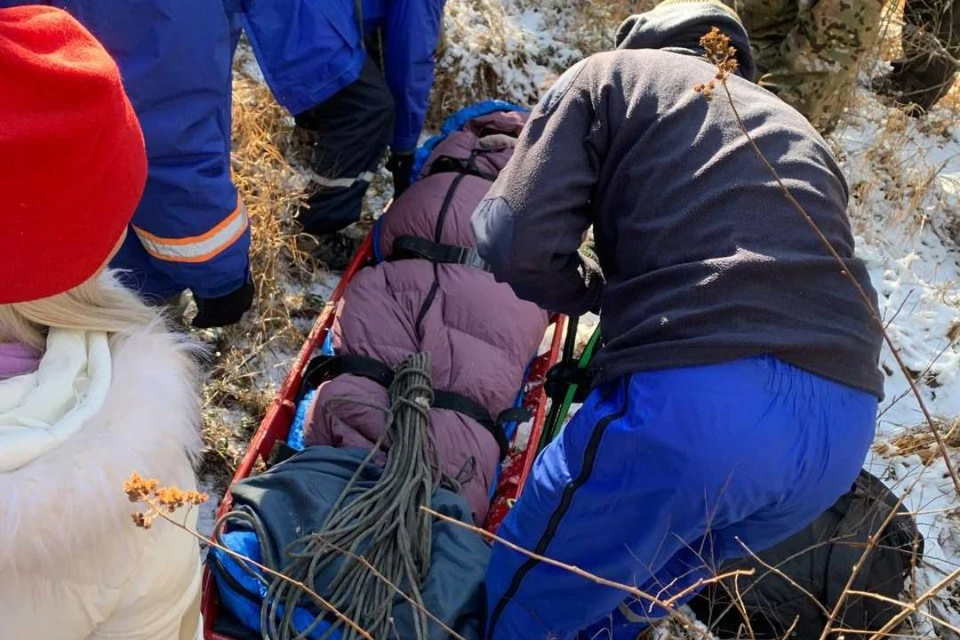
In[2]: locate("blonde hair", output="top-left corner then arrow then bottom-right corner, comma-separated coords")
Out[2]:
0,270 -> 162,351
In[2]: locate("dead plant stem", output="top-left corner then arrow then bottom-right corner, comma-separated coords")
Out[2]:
735,539 -> 832,618
716,80 -> 955,640
846,588 -> 960,635
155,510 -> 373,640
315,537 -> 468,640
421,505 -> 752,630
867,567 -> 960,640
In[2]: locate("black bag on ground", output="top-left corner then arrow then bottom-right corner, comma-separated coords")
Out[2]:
688,470 -> 923,639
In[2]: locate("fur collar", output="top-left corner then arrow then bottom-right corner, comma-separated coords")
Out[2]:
0,322 -> 203,577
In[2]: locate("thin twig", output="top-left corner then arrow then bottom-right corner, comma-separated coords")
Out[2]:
721,79 -> 960,497
735,538 -> 832,618
662,567 -> 763,607
315,537 -> 469,640
884,289 -> 915,330
778,615 -> 799,640
153,510 -> 373,640
878,336 -> 957,420
867,567 -> 960,640
846,589 -> 960,635
420,505 -> 753,626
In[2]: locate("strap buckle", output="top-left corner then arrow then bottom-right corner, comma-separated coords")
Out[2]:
451,245 -> 490,271
390,235 -> 491,272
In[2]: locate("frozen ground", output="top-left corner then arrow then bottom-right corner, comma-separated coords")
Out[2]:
838,93 -> 960,634
198,0 -> 960,634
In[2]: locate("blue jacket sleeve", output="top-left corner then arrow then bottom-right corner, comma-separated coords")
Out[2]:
383,0 -> 446,153
59,0 -> 251,300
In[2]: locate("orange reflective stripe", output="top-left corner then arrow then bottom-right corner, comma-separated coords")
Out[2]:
134,202 -> 249,264
134,203 -> 244,247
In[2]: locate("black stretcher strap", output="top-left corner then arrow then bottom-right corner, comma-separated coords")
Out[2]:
430,390 -> 524,461
302,354 -> 530,460
390,235 -> 490,272
303,353 -> 394,391
426,151 -> 496,181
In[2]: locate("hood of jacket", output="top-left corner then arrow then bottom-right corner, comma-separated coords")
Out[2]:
614,0 -> 757,82
0,322 -> 203,578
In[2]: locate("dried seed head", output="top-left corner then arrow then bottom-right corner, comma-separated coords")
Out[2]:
131,512 -> 154,529
693,27 -> 740,100
125,473 -> 209,532
123,472 -> 159,503
187,490 -> 209,506
694,81 -> 715,101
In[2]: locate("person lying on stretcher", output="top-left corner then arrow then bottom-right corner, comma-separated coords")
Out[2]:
210,107 -> 550,640
301,109 -> 548,525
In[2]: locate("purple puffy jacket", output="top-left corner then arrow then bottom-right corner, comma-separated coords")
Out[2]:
303,111 -> 549,523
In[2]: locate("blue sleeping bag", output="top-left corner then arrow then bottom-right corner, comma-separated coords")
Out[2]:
208,447 -> 490,639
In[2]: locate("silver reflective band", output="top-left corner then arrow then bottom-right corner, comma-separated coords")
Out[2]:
134,203 -> 249,263
314,171 -> 375,189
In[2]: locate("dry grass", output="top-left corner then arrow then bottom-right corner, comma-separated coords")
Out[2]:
197,61 -> 322,489
513,0 -> 657,55
426,0 -> 649,127
876,420 -> 960,465
831,0 -> 960,247
427,0 -> 535,125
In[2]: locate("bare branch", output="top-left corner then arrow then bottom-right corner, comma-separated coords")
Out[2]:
421,505 -> 753,630
131,491 -> 373,640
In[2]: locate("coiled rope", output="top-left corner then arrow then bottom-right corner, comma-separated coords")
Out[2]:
230,351 -> 441,640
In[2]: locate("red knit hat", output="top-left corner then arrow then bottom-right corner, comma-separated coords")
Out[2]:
0,5 -> 147,304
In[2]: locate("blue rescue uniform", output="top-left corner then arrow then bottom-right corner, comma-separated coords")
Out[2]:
0,0 -> 252,301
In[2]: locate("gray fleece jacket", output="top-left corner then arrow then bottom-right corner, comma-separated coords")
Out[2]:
470,0 -> 884,398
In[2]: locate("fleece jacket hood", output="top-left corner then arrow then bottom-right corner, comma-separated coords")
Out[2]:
614,0 -> 757,82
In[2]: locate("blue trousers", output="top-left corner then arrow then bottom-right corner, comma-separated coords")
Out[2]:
484,356 -> 876,640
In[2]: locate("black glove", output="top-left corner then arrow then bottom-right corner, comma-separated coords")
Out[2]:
544,360 -> 592,404
386,151 -> 415,197
192,279 -> 255,329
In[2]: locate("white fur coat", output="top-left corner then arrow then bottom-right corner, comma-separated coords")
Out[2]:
0,323 -> 205,639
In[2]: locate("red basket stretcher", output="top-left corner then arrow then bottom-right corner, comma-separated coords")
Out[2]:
200,230 -> 567,640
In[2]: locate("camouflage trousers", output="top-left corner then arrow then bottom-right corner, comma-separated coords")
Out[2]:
720,0 -> 885,133
886,0 -> 959,110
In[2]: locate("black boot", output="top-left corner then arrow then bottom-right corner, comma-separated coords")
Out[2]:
297,225 -> 367,272
293,54 -> 394,236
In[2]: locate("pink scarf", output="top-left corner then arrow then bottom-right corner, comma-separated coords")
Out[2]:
0,343 -> 41,380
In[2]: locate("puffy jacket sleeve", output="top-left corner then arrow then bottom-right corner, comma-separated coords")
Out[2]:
383,0 -> 446,153
471,59 -> 605,316
74,0 -> 251,300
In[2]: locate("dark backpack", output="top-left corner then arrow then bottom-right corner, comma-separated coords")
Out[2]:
688,470 -> 923,639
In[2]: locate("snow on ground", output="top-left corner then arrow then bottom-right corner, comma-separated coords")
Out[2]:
833,89 -> 960,633
203,1 -> 960,634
